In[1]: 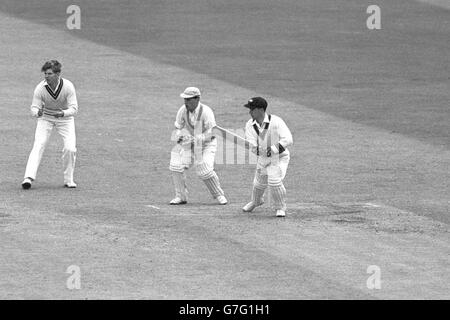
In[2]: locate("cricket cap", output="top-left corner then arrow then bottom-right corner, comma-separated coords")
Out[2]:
244,97 -> 267,110
180,87 -> 201,99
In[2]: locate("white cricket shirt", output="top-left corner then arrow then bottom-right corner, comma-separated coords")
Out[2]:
30,77 -> 78,118
174,102 -> 216,137
245,113 -> 293,156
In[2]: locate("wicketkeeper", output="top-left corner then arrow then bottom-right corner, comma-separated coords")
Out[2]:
169,87 -> 227,205
242,97 -> 293,217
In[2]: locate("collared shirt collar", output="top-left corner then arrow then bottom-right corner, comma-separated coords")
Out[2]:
252,113 -> 270,128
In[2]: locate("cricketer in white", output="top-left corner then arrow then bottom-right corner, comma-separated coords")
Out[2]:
22,60 -> 78,189
169,87 -> 227,205
243,97 -> 293,217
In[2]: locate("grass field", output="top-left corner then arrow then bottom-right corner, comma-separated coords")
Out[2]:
0,0 -> 449,299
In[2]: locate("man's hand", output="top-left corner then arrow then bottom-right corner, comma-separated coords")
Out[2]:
43,108 -> 64,118
250,145 -> 268,156
177,135 -> 194,145
31,107 -> 43,118
194,134 -> 206,145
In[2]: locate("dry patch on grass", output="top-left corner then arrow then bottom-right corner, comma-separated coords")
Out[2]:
288,202 -> 449,235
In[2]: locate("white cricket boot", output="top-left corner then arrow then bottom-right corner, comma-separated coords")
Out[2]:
242,200 -> 264,212
21,177 -> 33,190
216,195 -> 228,205
276,209 -> 286,217
170,197 -> 187,205
64,182 -> 77,188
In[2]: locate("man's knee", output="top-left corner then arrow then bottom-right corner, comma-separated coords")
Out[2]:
171,145 -> 192,169
169,164 -> 185,173
253,170 -> 268,189
195,162 -> 213,180
170,154 -> 189,173
268,175 -> 283,187
267,165 -> 285,187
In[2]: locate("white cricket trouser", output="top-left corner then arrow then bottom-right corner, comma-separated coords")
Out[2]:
24,117 -> 77,184
256,152 -> 290,182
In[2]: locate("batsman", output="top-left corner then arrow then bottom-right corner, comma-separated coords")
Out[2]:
169,87 -> 228,205
242,97 -> 293,217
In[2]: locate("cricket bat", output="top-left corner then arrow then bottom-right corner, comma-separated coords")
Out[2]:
213,125 -> 256,150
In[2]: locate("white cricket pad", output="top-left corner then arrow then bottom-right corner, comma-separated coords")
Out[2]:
253,169 -> 268,189
251,169 -> 267,205
170,144 -> 193,172
195,161 -> 214,179
269,183 -> 287,211
202,171 -> 224,198
172,171 -> 188,201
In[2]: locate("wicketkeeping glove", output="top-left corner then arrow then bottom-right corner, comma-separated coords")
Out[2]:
177,135 -> 194,145
43,108 -> 64,118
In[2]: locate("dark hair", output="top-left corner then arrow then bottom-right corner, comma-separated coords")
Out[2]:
41,60 -> 62,73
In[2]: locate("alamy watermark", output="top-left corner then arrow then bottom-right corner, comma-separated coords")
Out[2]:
170,124 -> 288,166
66,5 -> 81,30
66,4 -> 381,31
66,265 -> 81,290
366,265 -> 381,289
367,5 -> 381,30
